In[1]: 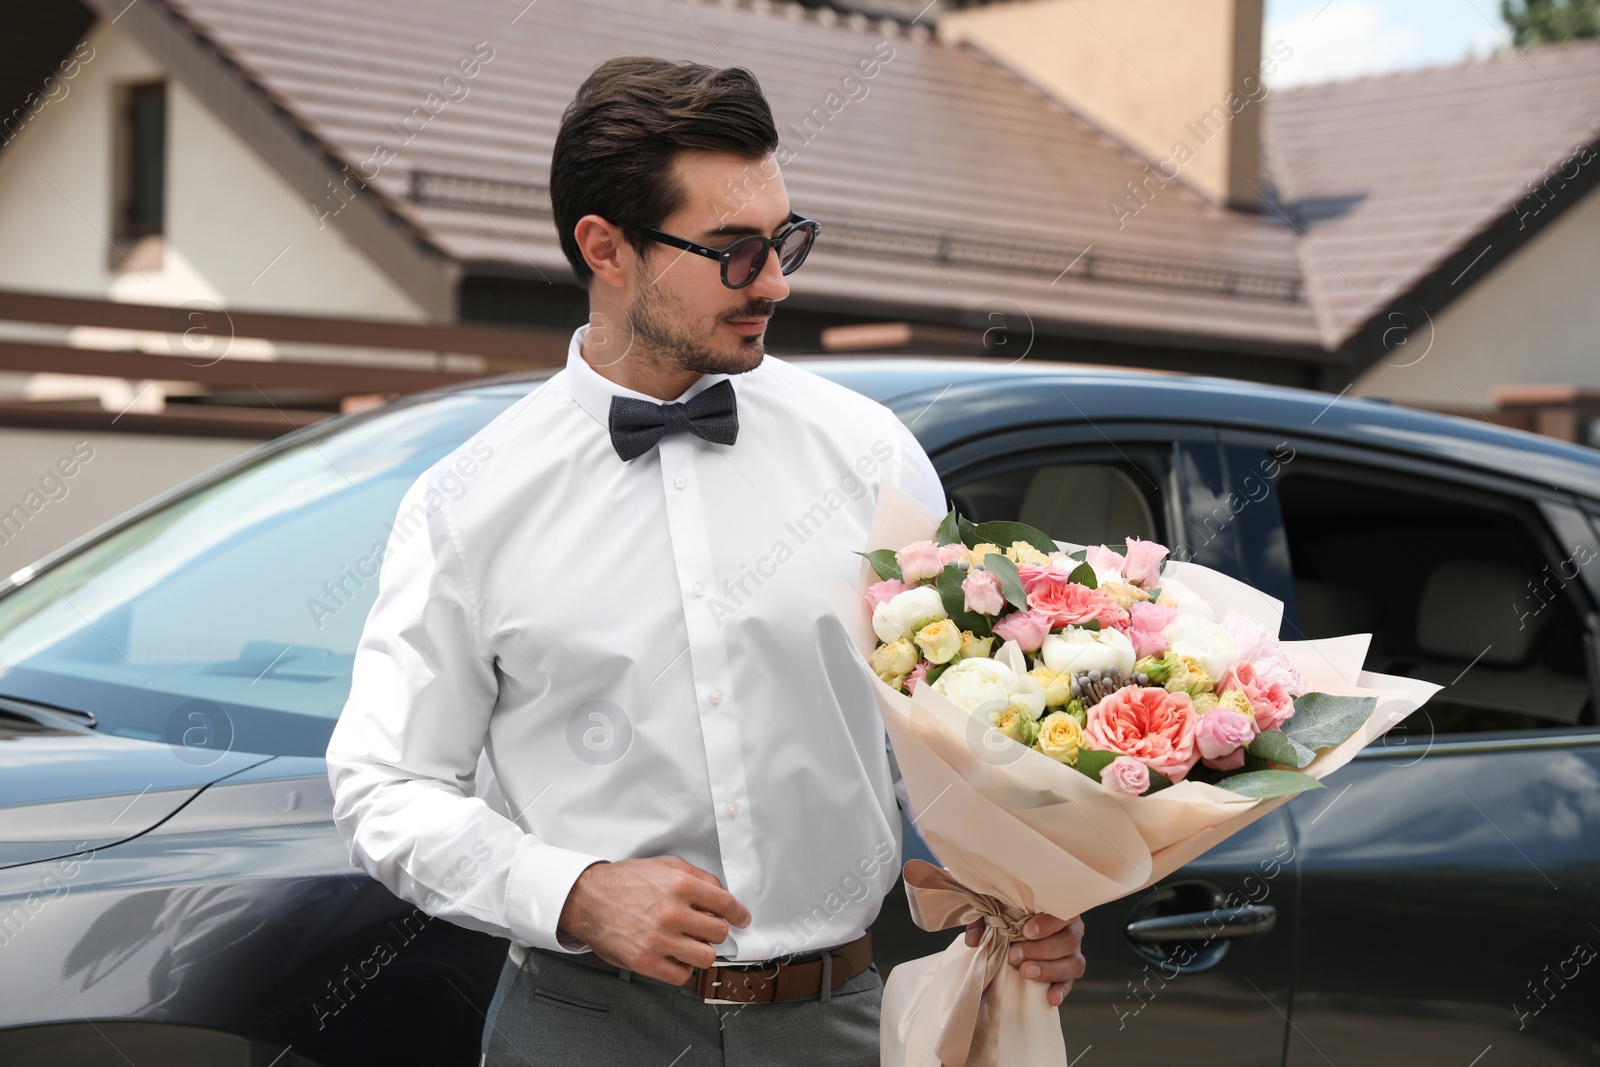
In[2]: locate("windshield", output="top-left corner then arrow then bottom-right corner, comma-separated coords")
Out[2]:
0,385 -> 530,758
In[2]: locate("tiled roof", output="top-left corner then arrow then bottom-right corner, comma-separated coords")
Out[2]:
150,0 -> 1600,356
160,0 -> 1320,351
1264,39 -> 1600,347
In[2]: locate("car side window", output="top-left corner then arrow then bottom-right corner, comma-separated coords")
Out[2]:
946,448 -> 1169,549
1274,462 -> 1597,735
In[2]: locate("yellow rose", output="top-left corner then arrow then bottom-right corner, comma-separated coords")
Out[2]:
869,638 -> 918,683
969,542 -> 1003,567
1163,654 -> 1214,696
959,631 -> 995,660
1006,541 -> 1051,565
1034,710 -> 1084,765
914,619 -> 963,664
990,706 -> 1039,746
1191,692 -> 1220,712
1215,689 -> 1255,719
1099,579 -> 1150,610
1029,665 -> 1075,706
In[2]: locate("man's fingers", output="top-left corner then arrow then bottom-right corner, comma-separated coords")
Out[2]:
1007,926 -> 1082,965
679,873 -> 752,928
1017,953 -> 1087,985
1048,979 -> 1072,1007
677,905 -> 732,947
1021,913 -> 1073,939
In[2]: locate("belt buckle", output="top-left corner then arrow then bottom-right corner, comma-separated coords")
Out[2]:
696,960 -> 780,1004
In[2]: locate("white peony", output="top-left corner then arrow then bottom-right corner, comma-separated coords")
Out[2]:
1039,626 -> 1136,677
1153,575 -> 1214,620
1162,613 -> 1239,681
932,656 -> 1047,720
872,585 -> 947,644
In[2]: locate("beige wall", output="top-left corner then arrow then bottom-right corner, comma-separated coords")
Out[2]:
938,0 -> 1266,206
0,427 -> 255,580
1353,187 -> 1600,407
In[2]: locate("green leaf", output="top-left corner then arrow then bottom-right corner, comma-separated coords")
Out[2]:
1077,618 -> 1101,632
856,549 -> 902,582
1067,562 -> 1098,589
970,520 -> 1058,558
935,509 -> 962,546
957,516 -> 985,548
1216,769 -> 1325,799
1284,692 -> 1378,750
1247,728 -> 1316,769
924,661 -> 952,686
1073,748 -> 1118,782
1068,548 -> 1087,562
1145,765 -> 1175,793
981,552 -> 1030,612
935,563 -> 992,638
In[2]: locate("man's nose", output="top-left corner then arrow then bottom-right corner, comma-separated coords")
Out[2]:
744,243 -> 791,302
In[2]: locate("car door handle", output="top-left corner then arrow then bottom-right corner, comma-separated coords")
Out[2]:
1125,904 -> 1277,943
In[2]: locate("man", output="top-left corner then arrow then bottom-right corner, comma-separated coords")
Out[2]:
325,56 -> 1085,1066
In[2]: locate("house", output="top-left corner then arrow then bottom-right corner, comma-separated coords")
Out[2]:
0,0 -> 1597,569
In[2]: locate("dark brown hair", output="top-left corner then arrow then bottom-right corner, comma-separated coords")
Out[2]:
550,56 -> 780,286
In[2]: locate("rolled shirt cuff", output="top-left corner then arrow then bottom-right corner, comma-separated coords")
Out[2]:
505,834 -> 609,954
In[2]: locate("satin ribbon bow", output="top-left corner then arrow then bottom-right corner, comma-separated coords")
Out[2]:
901,859 -> 1042,1067
607,378 -> 739,461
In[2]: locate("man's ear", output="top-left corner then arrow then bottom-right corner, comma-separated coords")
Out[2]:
574,214 -> 634,288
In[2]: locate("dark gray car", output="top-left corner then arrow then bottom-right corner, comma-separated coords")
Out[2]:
2,359 -> 1596,1066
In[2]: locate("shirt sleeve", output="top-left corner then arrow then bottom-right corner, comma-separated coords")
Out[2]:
325,472 -> 606,953
889,411 -> 949,520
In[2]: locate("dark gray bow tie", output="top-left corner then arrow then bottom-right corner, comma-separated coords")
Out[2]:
608,378 -> 739,461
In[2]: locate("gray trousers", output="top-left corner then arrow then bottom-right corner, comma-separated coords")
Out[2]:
479,944 -> 883,1066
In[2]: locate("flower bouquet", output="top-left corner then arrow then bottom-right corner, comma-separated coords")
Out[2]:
826,484 -> 1441,1067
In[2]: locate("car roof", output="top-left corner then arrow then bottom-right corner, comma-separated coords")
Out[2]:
460,355 -> 1600,501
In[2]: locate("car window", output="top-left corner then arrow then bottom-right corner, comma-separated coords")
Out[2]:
946,448 -> 1169,549
1274,462 -> 1597,735
0,388 -> 526,757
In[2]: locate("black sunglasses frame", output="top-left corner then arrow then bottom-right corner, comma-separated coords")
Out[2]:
635,212 -> 821,289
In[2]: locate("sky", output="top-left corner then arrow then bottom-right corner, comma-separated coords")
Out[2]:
1262,0 -> 1517,86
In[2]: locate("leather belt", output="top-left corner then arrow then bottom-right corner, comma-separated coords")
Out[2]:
686,930 -> 873,1004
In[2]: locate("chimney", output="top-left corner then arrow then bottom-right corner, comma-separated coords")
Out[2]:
938,0 -> 1267,209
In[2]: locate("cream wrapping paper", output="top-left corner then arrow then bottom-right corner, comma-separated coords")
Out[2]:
827,484 -> 1443,1067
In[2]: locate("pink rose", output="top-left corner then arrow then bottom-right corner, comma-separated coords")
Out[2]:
896,540 -> 945,583
1195,707 -> 1257,762
905,660 -> 932,694
866,578 -> 911,608
1023,572 -> 1130,630
1217,662 -> 1296,733
961,569 -> 1005,615
992,608 -> 1053,653
1202,747 -> 1246,772
1085,544 -> 1125,575
1086,686 -> 1200,782
938,543 -> 971,567
1122,537 -> 1169,588
1102,755 -> 1151,796
1128,602 -> 1176,658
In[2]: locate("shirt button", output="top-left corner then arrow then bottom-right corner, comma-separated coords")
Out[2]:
725,802 -> 740,817
675,476 -> 687,489
709,689 -> 722,704
693,583 -> 705,597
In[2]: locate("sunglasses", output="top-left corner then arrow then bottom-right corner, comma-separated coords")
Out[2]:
635,212 -> 821,289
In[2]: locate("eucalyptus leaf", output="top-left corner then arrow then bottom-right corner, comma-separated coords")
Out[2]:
1247,728 -> 1316,769
1074,748 -> 1118,782
1284,692 -> 1378,750
856,549 -> 902,582
970,520 -> 1057,557
1078,618 -> 1102,632
935,509 -> 962,546
1217,769 -> 1325,799
1146,766 -> 1175,793
957,516 -> 985,548
1067,562 -> 1098,589
981,552 -> 1030,612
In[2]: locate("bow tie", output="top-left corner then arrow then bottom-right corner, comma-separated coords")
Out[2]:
608,378 -> 739,461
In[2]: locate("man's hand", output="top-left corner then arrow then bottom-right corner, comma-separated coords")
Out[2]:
965,912 -> 1086,1007
558,856 -> 752,985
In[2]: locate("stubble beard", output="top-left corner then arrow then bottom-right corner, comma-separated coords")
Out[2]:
625,280 -> 767,378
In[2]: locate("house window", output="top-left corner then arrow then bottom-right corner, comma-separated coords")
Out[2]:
118,82 -> 166,247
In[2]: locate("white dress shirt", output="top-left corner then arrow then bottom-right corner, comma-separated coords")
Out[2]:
325,322 -> 947,963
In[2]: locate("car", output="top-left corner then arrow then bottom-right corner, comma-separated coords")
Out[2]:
1,357 -> 1596,1067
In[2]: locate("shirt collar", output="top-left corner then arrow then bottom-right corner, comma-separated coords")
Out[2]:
563,321 -> 735,428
